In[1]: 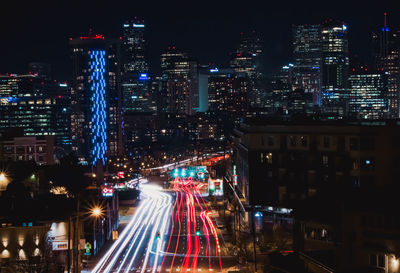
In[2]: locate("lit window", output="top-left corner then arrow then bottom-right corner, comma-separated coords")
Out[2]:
266,153 -> 273,164
322,155 -> 328,166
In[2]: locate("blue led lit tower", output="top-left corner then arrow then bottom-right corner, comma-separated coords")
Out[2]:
89,50 -> 108,165
69,33 -> 123,167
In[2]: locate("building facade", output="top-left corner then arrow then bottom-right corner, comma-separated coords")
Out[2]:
121,19 -> 155,113
348,71 -> 388,119
292,24 -> 322,106
0,74 -> 71,151
160,47 -> 198,115
321,20 -> 350,119
230,31 -> 264,108
232,118 -> 400,207
69,33 -> 123,166
0,136 -> 55,165
372,13 -> 400,118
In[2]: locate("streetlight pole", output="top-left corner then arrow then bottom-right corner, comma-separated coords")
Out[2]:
93,218 -> 96,256
91,206 -> 103,257
252,205 -> 257,273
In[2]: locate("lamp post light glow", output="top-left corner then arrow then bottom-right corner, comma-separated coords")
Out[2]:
92,207 -> 102,217
91,206 -> 103,256
0,172 -> 6,182
0,172 -> 10,191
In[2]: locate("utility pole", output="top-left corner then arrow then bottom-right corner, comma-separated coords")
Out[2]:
252,205 -> 257,273
74,197 -> 81,273
67,216 -> 71,273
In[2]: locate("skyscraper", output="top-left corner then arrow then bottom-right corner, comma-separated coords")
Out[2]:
230,31 -> 264,108
206,68 -> 248,116
320,20 -> 350,119
121,19 -> 155,113
348,69 -> 388,119
372,13 -> 400,118
292,24 -> 322,105
269,64 -> 294,115
0,74 -> 71,151
160,47 -> 198,115
69,33 -> 123,166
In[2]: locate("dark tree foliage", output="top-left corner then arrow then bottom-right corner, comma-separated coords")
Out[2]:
44,153 -> 87,195
0,160 -> 37,184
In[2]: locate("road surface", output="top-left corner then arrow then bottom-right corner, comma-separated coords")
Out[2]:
92,178 -> 233,273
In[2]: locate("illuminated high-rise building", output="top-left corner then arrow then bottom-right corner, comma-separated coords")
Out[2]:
269,64 -> 294,114
69,33 -> 123,166
0,74 -> 71,150
122,18 -> 148,74
372,13 -> 400,118
320,20 -> 350,119
348,69 -> 388,119
230,31 -> 264,108
292,24 -> 322,105
160,46 -> 198,115
207,68 -> 248,116
121,18 -> 155,113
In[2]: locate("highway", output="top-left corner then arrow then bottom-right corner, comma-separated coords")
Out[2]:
92,176 -> 231,273
92,184 -> 173,273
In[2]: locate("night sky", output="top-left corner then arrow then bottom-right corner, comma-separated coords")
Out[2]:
1,0 -> 400,81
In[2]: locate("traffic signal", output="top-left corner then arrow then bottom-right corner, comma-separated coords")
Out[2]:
196,228 -> 201,236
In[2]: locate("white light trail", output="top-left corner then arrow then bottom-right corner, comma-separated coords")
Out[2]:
92,184 -> 173,273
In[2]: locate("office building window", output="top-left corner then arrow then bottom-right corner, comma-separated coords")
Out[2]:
266,153 -> 273,164
268,136 -> 274,146
323,136 -> 330,148
289,136 -> 296,146
352,159 -> 359,170
360,137 -> 375,151
301,136 -> 308,147
370,254 -> 385,268
350,137 -> 359,150
322,155 -> 329,166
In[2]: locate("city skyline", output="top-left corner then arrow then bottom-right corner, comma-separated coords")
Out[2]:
1,1 -> 400,80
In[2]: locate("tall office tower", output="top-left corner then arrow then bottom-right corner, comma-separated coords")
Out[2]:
320,20 -> 350,119
0,74 -> 71,150
348,68 -> 388,119
160,47 -> 198,115
206,68 -> 248,117
269,64 -> 294,114
122,19 -> 155,113
292,24 -> 322,105
69,33 -> 123,167
372,13 -> 400,118
230,31 -> 264,108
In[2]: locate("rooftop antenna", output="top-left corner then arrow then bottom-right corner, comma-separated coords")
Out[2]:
384,12 -> 387,28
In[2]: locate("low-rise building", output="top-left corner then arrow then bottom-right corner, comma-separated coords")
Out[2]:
232,117 -> 400,207
0,136 -> 55,165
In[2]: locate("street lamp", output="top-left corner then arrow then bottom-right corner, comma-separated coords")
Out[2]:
0,171 -> 10,192
91,206 -> 103,256
0,172 -> 6,182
